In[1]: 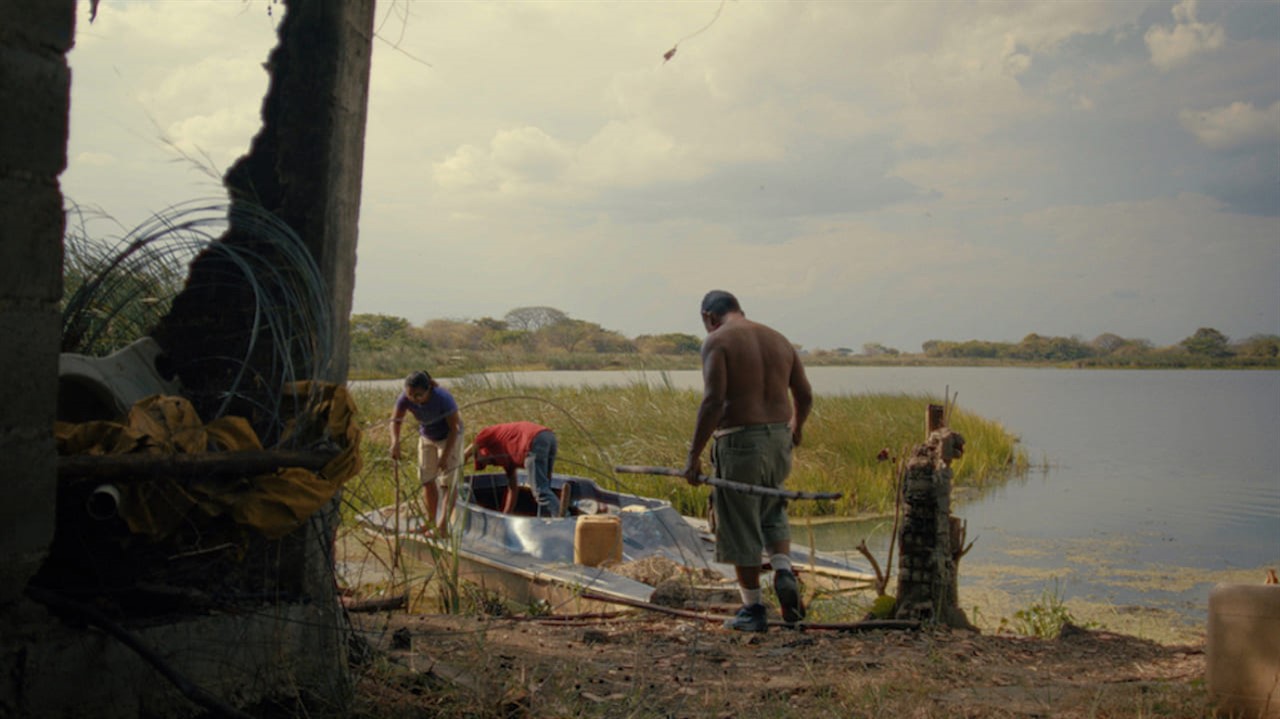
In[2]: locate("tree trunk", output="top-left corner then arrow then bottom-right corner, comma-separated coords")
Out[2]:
893,410 -> 975,630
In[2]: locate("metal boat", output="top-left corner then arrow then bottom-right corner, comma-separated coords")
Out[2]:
357,472 -> 875,614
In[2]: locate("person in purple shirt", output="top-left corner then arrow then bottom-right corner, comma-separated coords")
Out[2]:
389,370 -> 463,535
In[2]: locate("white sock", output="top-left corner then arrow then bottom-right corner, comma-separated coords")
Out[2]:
770,554 -> 793,573
740,587 -> 763,606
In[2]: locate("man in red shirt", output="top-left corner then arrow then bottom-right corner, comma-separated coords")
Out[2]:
471,421 -> 561,517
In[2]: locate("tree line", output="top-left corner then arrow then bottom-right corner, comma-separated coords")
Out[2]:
351,307 -> 1279,368
351,306 -> 701,357
914,328 -> 1278,366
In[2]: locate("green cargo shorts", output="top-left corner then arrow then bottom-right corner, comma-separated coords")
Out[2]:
710,422 -> 793,567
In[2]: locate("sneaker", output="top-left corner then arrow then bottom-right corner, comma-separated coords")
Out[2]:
774,569 -> 805,624
724,603 -> 768,632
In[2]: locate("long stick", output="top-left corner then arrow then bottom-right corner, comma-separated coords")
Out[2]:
391,458 -> 402,572
614,465 -> 842,501
579,590 -> 918,631
58,449 -> 339,479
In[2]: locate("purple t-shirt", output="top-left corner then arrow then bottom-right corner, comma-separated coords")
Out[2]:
395,386 -> 460,441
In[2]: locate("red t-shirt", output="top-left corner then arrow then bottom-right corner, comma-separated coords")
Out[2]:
473,421 -> 550,471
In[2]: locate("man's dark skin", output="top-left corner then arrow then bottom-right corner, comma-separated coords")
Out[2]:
682,298 -> 813,594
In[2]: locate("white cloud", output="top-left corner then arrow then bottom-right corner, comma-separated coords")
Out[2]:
1180,100 -> 1280,152
62,1 -> 1280,350
570,120 -> 696,188
1145,0 -> 1225,71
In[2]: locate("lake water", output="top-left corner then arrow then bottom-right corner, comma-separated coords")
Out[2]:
359,367 -> 1280,631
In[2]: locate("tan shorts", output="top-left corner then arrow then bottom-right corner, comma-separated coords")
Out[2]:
418,434 -> 463,489
710,422 -> 793,567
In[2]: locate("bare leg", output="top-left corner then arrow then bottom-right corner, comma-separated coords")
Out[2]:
422,482 -> 440,533
436,439 -> 463,533
734,565 -> 762,591
438,480 -> 456,533
766,539 -> 791,563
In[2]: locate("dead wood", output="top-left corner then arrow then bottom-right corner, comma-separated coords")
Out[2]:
58,449 -> 340,480
341,593 -> 408,614
856,540 -> 889,596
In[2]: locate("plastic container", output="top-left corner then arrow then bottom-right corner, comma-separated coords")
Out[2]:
574,515 -> 622,567
1207,583 -> 1280,718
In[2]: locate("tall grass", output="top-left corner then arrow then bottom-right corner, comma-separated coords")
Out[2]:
342,380 -> 1028,524
348,349 -> 695,380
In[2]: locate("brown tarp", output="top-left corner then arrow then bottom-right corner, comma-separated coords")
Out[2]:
55,381 -> 361,540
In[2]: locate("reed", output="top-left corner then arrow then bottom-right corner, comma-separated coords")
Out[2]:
342,381 -> 1027,524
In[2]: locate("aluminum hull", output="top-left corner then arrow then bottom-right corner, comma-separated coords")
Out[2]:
357,473 -> 874,610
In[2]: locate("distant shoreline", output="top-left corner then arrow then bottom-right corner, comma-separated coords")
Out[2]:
349,352 -> 1279,380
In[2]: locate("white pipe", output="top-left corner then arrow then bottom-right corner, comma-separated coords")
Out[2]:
87,483 -> 121,520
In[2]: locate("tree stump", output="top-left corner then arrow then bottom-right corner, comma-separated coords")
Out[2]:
893,407 -> 975,630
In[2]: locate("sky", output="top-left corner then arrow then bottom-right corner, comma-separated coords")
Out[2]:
62,0 -> 1280,353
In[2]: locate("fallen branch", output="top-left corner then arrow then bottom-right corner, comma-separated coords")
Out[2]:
58,449 -> 340,480
950,516 -> 976,564
340,593 -> 408,614
856,540 -> 889,597
515,611 -> 630,623
579,590 -> 919,632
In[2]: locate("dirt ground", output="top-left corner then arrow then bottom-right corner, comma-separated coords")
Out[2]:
344,605 -> 1209,718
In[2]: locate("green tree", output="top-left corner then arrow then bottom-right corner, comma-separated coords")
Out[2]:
504,306 -> 569,332
1234,334 -> 1280,358
540,319 -> 627,353
349,313 -> 412,351
589,328 -> 637,353
635,333 -> 701,354
351,313 -> 410,340
418,318 -> 487,350
1090,333 -> 1126,354
922,339 -> 1006,358
473,316 -> 508,332
1180,327 -> 1232,358
1011,334 -> 1093,362
861,342 -> 900,357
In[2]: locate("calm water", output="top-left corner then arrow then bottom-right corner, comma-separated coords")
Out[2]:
360,368 -> 1280,624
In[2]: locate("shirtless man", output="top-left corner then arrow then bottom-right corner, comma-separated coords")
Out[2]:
682,290 -> 813,631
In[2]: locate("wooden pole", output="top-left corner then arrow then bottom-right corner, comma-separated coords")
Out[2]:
57,449 -> 339,480
578,590 -> 918,631
926,403 -> 945,434
392,458 -> 402,572
613,465 -> 842,501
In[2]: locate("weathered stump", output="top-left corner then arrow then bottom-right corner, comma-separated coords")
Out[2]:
893,406 -> 975,630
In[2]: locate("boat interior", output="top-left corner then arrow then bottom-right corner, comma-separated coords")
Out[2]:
464,473 -> 655,517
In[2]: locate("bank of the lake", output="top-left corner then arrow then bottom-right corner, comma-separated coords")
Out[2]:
348,350 -> 1280,381
350,366 -> 1279,643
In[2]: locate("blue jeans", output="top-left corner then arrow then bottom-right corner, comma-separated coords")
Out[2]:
526,430 -> 561,517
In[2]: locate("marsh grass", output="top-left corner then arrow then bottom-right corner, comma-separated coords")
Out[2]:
1003,578 -> 1098,638
343,380 -> 1027,525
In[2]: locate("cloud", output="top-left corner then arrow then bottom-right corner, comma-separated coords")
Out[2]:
1180,100 -> 1280,152
1145,0 -> 1225,71
570,120 -> 697,188
433,126 -> 573,195
73,151 -> 115,167
62,1 -> 1280,351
